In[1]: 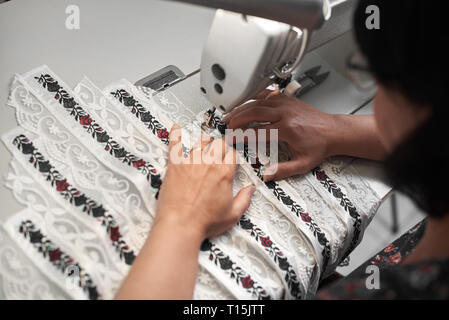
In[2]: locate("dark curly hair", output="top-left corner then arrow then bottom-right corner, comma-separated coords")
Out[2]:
353,0 -> 449,217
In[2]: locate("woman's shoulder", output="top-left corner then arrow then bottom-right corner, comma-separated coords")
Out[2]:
316,219 -> 449,299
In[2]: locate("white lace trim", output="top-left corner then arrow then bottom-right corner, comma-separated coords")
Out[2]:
0,65 -> 383,299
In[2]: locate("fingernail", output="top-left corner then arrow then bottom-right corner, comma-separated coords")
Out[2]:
262,174 -> 272,182
222,114 -> 231,123
248,184 -> 256,194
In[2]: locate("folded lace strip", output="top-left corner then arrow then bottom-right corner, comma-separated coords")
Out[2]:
74,77 -> 168,171
2,208 -> 100,300
7,77 -> 156,252
2,129 -> 137,269
0,222 -> 74,300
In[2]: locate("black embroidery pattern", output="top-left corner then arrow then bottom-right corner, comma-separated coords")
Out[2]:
238,216 -> 302,299
110,89 -> 169,145
13,134 -> 136,266
19,220 -> 100,300
240,144 -> 331,271
200,239 -> 271,300
34,74 -> 162,195
312,167 -> 362,260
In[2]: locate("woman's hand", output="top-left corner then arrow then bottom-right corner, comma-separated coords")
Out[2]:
222,92 -> 387,181
156,124 -> 256,240
115,125 -> 255,299
223,93 -> 337,181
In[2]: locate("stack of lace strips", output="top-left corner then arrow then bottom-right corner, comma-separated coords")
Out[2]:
0,65 -> 382,300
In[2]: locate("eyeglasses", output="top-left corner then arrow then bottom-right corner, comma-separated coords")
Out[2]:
346,51 -> 377,92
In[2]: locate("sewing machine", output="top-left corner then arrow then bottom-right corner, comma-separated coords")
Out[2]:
137,0 -> 333,124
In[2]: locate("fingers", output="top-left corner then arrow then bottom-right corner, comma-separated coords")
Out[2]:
226,106 -> 281,129
231,185 -> 256,218
254,88 -> 280,100
263,159 -> 311,181
203,137 -> 229,163
222,98 -> 283,124
168,124 -> 185,163
223,147 -> 238,176
191,133 -> 214,153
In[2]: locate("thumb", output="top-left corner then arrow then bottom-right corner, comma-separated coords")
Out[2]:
263,159 -> 310,181
231,185 -> 256,218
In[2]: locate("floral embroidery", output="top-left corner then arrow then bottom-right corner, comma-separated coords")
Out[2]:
241,144 -> 332,271
238,216 -> 302,299
311,167 -> 362,261
13,134 -> 136,266
200,239 -> 271,300
19,220 -> 100,300
34,74 -> 162,195
110,89 -> 169,145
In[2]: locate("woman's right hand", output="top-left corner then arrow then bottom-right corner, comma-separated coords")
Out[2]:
222,91 -> 387,181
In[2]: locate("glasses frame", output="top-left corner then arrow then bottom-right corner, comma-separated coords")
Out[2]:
346,50 -> 377,92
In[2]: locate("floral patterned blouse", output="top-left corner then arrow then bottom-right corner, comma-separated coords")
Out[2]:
317,219 -> 449,299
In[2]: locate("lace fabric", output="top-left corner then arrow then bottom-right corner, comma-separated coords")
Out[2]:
0,224 -> 70,300
0,65 -> 382,299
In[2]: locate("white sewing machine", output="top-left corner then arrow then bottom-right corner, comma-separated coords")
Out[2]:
138,0 -> 331,118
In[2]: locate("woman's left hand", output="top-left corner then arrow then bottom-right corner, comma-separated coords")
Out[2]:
156,124 -> 256,240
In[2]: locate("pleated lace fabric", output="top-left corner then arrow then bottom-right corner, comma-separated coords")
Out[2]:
0,65 -> 381,300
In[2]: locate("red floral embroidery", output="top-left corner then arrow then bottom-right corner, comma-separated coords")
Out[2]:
109,226 -> 121,242
34,75 -> 162,191
384,244 -> 396,253
241,275 -> 254,289
300,212 -> 312,223
260,236 -> 272,247
132,159 -> 146,168
316,170 -> 327,181
13,134 -> 136,266
157,128 -> 169,139
388,252 -> 402,265
49,248 -> 62,262
56,179 -> 69,192
79,115 -> 92,126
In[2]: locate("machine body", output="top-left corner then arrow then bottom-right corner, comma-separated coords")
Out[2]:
171,0 -> 331,113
